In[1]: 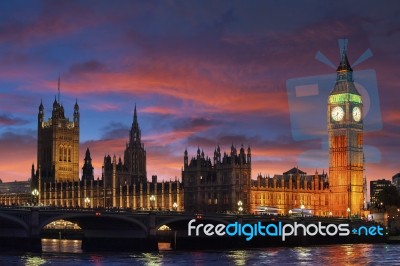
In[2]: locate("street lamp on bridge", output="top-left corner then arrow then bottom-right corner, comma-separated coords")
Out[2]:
347,207 -> 351,219
300,204 -> 305,218
150,195 -> 156,210
237,200 -> 243,214
85,197 -> 90,208
32,189 -> 39,206
173,202 -> 178,211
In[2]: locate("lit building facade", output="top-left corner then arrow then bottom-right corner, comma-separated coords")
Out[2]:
0,180 -> 31,206
33,94 -> 80,186
250,168 -> 330,215
327,44 -> 365,217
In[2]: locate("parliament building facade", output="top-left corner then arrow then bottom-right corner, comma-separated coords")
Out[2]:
1,44 -> 365,217
29,97 -> 183,211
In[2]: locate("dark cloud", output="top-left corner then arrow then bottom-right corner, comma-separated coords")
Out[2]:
0,114 -> 28,126
172,117 -> 219,132
101,122 -> 130,140
69,60 -> 108,75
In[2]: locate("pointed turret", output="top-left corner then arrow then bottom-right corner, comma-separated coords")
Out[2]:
53,96 -> 58,109
74,99 -> 80,125
133,104 -> 137,124
331,39 -> 360,95
74,99 -> 79,110
82,148 -> 94,182
38,100 -> 44,123
337,42 -> 353,72
129,104 -> 141,144
184,148 -> 188,168
85,148 -> 91,161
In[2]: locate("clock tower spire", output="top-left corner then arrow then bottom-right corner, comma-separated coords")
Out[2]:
328,40 -> 364,217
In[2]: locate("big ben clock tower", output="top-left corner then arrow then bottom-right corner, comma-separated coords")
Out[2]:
328,43 -> 364,217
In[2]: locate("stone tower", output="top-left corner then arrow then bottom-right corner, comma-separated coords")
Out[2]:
123,105 -> 147,184
36,80 -> 80,185
328,42 -> 364,217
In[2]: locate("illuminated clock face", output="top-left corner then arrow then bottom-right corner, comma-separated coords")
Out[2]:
352,106 -> 361,122
331,106 -> 344,121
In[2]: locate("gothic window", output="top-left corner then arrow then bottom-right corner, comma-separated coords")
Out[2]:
59,146 -> 63,161
68,147 -> 71,162
63,146 -> 67,161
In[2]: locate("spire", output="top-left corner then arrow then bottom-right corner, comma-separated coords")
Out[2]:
330,39 -> 360,95
39,99 -> 44,111
133,104 -> 137,124
129,104 -> 141,144
58,74 -> 61,104
337,39 -> 352,72
85,147 -> 91,159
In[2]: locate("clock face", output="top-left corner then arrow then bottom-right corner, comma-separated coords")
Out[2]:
352,106 -> 361,122
331,106 -> 344,121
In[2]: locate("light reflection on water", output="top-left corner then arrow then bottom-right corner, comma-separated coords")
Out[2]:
42,238 -> 83,254
1,242 -> 400,265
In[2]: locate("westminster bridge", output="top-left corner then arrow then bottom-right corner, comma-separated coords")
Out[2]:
0,206 -> 384,252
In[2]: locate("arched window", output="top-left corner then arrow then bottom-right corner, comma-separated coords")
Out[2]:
63,145 -> 67,162
59,146 -> 63,161
68,147 -> 71,162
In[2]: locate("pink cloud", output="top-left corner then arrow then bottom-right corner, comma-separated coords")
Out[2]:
87,103 -> 120,112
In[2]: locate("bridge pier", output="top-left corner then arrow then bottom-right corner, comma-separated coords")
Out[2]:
147,212 -> 159,251
29,208 -> 42,252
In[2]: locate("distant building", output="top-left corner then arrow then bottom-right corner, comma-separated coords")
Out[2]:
0,180 -> 31,205
392,173 -> 400,192
0,180 -> 31,194
370,179 -> 393,206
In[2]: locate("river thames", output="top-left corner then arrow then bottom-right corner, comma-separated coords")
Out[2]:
0,240 -> 399,265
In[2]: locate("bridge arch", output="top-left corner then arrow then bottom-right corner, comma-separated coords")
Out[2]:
39,213 -> 148,233
0,212 -> 30,236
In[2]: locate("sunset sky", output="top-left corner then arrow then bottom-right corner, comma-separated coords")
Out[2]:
0,1 -> 399,185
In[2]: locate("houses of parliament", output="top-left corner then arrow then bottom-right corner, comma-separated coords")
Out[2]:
0,45 -> 365,217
